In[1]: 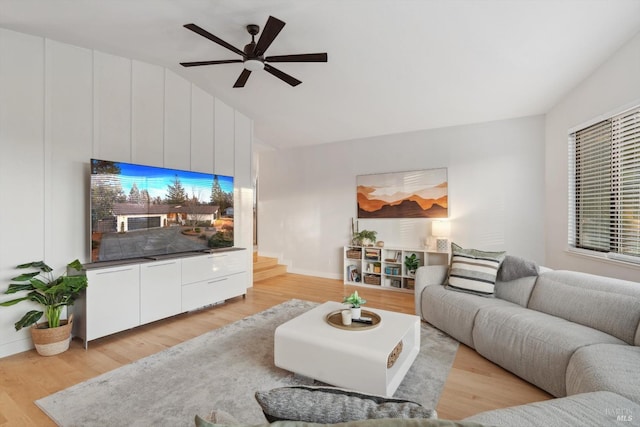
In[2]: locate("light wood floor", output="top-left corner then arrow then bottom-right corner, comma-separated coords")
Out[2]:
0,273 -> 551,426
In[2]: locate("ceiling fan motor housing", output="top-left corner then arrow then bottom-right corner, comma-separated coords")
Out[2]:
244,42 -> 259,58
246,24 -> 260,36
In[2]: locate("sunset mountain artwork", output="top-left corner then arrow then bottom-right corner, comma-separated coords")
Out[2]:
357,169 -> 448,218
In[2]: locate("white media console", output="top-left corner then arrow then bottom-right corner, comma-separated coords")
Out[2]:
73,247 -> 248,347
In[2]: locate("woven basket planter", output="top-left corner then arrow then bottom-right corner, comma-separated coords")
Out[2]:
30,315 -> 73,356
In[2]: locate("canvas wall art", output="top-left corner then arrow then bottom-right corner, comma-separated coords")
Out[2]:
357,168 -> 448,219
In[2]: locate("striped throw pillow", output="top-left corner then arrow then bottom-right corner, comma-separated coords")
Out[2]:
446,243 -> 506,296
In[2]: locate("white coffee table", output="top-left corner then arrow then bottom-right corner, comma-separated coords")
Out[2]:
274,301 -> 420,396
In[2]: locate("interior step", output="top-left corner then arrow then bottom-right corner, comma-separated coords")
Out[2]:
253,254 -> 288,282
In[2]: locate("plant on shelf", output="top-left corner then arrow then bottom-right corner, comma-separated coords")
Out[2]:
404,253 -> 420,277
343,290 -> 367,319
353,230 -> 377,246
0,259 -> 88,356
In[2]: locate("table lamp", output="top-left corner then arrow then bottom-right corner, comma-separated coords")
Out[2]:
431,220 -> 451,252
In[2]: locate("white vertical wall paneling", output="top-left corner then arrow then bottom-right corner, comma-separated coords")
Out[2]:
0,29 -> 254,358
164,70 -> 191,170
0,29 -> 45,356
214,98 -> 235,176
234,111 -> 253,284
93,52 -> 132,162
190,84 -> 214,173
44,40 -> 93,268
132,60 -> 165,167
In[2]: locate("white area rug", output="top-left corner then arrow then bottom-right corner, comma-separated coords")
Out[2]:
36,299 -> 458,426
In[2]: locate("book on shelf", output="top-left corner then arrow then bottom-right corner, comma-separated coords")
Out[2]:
364,248 -> 380,260
346,265 -> 361,282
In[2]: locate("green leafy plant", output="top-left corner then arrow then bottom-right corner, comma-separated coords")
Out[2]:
343,290 -> 367,308
0,260 -> 88,330
353,230 -> 377,246
404,253 -> 420,272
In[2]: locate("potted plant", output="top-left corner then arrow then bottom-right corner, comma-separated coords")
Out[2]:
343,290 -> 367,319
0,259 -> 88,356
353,230 -> 377,246
404,253 -> 420,277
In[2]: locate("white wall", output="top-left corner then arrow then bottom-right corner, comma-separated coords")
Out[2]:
258,115 -> 545,279
545,31 -> 640,282
0,28 -> 253,358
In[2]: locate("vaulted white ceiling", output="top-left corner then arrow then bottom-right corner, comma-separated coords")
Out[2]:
1,0 -> 639,149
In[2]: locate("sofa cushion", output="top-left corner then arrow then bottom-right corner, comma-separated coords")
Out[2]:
494,275 -> 537,308
464,391 -> 640,427
445,243 -> 506,296
496,255 -> 539,282
420,284 -> 517,348
254,386 -> 437,424
472,305 -> 625,397
566,344 -> 640,405
528,271 -> 640,345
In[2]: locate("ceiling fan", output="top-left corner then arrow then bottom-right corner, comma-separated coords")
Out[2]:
180,16 -> 328,88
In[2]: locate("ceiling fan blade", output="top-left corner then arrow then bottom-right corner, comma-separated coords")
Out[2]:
233,69 -> 252,88
184,23 -> 246,57
254,16 -> 285,56
265,53 -> 328,63
264,64 -> 301,87
180,59 -> 243,67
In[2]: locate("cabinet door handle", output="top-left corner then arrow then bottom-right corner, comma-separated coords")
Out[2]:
146,261 -> 176,268
207,277 -> 228,284
96,267 -> 134,275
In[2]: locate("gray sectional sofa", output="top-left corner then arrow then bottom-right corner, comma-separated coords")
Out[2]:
415,262 -> 640,425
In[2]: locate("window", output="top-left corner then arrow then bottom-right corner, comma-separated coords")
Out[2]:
568,105 -> 640,263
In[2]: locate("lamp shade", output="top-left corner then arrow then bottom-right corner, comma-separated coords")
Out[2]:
431,220 -> 450,238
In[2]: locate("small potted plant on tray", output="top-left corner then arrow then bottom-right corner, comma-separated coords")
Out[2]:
343,290 -> 367,319
0,259 -> 88,356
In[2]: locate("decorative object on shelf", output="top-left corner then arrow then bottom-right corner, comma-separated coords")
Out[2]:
353,230 -> 378,246
357,168 -> 448,219
375,241 -> 384,247
432,220 -> 451,252
363,274 -> 381,285
346,248 -> 362,259
350,218 -> 378,246
0,259 -> 87,356
343,290 -> 366,319
373,262 -> 381,273
404,253 -> 420,277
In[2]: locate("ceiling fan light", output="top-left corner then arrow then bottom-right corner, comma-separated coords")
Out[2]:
244,59 -> 264,72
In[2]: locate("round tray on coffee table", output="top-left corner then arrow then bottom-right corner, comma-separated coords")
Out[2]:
325,309 -> 381,331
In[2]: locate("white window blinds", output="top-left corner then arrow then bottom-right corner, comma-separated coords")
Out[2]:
569,106 -> 640,262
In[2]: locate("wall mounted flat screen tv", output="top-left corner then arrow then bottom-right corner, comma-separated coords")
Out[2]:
90,158 -> 234,263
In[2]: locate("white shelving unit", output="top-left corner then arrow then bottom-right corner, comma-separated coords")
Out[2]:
343,245 -> 449,292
